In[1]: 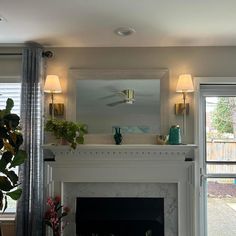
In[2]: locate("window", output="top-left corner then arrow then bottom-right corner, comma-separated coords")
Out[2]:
0,83 -> 21,115
0,81 -> 21,213
200,84 -> 236,236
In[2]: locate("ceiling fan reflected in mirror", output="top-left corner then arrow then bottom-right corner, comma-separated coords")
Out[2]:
106,89 -> 135,107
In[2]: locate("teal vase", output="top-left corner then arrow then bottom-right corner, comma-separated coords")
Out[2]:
168,125 -> 181,145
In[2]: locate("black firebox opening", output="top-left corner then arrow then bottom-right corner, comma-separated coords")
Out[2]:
76,197 -> 164,236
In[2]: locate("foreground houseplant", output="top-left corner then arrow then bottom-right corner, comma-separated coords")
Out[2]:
44,196 -> 70,236
0,98 -> 27,211
45,119 -> 88,149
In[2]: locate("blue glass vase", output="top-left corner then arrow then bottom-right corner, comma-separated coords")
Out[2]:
114,127 -> 122,145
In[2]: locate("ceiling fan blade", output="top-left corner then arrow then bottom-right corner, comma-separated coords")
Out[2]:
137,93 -> 154,97
106,100 -> 125,107
99,94 -> 118,100
104,85 -> 121,93
99,92 -> 125,100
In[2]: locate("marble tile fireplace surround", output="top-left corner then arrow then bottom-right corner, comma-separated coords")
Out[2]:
44,144 -> 196,236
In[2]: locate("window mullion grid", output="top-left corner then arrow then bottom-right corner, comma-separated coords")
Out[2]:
206,161 -> 236,164
206,174 -> 236,178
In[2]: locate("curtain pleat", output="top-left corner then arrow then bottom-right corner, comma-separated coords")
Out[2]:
16,43 -> 44,236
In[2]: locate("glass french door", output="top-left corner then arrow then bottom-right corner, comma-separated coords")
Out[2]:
200,85 -> 236,236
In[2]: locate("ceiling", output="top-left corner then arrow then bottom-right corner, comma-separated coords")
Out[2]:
1,0 -> 236,47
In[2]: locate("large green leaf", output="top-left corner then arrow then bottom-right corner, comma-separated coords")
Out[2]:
0,191 -> 3,210
6,188 -> 22,200
0,139 -> 3,149
10,150 -> 27,168
5,170 -> 18,185
0,151 -> 13,172
5,98 -> 14,114
0,159 -> 8,172
0,127 -> 8,139
2,151 -> 13,164
15,133 -> 23,147
4,113 -> 20,130
0,176 -> 14,191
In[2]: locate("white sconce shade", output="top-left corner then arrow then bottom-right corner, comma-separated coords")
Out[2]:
44,75 -> 62,93
44,75 -> 63,119
176,74 -> 194,93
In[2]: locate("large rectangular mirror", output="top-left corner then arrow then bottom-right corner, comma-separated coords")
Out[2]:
67,69 -> 169,134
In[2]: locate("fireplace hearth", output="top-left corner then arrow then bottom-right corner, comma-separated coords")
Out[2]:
76,197 -> 164,236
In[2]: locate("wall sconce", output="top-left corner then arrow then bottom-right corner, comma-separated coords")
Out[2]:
44,75 -> 64,118
175,74 -> 194,134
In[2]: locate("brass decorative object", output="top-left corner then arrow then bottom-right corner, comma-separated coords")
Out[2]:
49,103 -> 64,116
175,103 -> 190,115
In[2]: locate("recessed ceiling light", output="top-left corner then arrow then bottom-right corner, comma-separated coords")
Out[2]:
114,27 -> 136,37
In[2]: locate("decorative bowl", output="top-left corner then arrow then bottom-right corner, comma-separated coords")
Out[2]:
156,135 -> 168,145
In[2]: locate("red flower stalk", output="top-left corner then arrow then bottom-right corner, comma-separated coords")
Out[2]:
44,196 -> 70,236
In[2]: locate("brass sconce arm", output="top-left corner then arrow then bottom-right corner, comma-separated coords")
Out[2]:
175,74 -> 194,135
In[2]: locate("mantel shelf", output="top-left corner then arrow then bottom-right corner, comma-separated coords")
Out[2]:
43,144 -> 197,161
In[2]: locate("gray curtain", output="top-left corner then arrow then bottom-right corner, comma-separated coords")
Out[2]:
16,43 -> 44,236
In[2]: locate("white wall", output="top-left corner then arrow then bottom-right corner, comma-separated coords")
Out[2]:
0,47 -> 21,76
1,46 -> 236,143
45,46 -> 236,143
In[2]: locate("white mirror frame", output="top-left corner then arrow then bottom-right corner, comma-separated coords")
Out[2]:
67,69 -> 169,134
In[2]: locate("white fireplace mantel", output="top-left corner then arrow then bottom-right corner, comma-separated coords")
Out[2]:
43,144 -> 196,161
43,144 -> 197,236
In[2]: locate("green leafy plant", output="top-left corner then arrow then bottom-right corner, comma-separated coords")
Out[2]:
0,98 -> 27,211
45,119 -> 88,149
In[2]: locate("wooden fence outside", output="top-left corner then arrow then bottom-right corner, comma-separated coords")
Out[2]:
207,141 -> 236,181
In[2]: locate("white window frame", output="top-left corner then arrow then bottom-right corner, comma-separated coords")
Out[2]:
194,77 -> 236,236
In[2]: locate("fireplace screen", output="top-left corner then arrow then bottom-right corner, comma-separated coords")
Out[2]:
76,197 -> 164,236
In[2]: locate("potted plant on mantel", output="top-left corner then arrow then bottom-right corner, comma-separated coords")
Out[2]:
45,119 -> 88,149
0,98 -> 27,212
